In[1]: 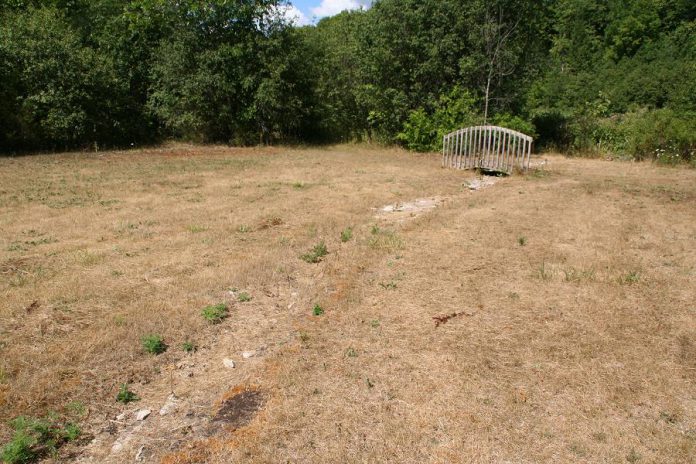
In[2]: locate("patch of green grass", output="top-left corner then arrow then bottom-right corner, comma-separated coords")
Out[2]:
300,241 -> 328,263
116,383 -> 139,404
341,227 -> 353,243
182,341 -> 196,353
237,224 -> 252,233
368,229 -> 403,252
141,334 -> 167,354
563,267 -> 596,282
345,347 -> 358,357
187,225 -> 207,233
313,304 -> 324,316
0,415 -> 82,464
518,236 -> 527,246
379,281 -> 398,290
292,182 -> 307,189
202,303 -> 229,324
237,292 -> 252,302
370,319 -> 380,328
371,225 -> 381,235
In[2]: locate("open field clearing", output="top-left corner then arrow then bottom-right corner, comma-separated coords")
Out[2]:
1,145 -> 695,463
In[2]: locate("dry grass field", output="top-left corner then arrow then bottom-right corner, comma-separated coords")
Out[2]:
0,145 -> 695,463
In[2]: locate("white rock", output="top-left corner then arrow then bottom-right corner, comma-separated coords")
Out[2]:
223,358 -> 236,369
135,409 -> 151,421
116,411 -> 129,421
159,394 -> 178,416
111,441 -> 124,453
242,351 -> 255,359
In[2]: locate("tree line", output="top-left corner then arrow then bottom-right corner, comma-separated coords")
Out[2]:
1,0 -> 694,162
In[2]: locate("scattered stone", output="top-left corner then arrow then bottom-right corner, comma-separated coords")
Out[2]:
242,351 -> 255,359
135,409 -> 151,421
466,177 -> 499,191
116,411 -> 129,421
111,441 -> 124,453
223,358 -> 236,369
159,394 -> 178,416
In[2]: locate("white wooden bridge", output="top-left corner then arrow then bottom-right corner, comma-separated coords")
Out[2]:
443,126 -> 533,174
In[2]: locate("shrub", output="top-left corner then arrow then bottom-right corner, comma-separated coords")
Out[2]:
202,303 -> 229,324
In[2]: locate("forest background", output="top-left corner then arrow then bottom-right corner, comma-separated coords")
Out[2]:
1,0 -> 694,163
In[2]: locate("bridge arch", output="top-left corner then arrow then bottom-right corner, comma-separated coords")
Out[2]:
443,126 -> 533,174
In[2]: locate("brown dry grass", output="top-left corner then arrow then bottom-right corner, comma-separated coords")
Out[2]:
1,145 -> 695,463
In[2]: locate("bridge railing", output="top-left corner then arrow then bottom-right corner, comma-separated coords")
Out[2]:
443,126 -> 533,174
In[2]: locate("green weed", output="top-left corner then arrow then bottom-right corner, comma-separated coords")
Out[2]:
301,241 -> 328,263
141,334 -> 167,354
518,236 -> 527,246
313,304 -> 324,316
0,415 -> 81,464
182,341 -> 196,353
116,383 -> 139,404
202,303 -> 229,324
237,292 -> 252,302
621,271 -> 641,284
341,227 -> 353,243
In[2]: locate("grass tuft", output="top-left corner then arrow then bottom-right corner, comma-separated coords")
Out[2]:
301,241 -> 328,263
341,227 -> 353,243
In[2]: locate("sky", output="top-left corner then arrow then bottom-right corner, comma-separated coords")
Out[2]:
281,0 -> 372,26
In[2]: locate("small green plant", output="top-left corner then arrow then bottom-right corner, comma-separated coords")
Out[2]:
182,341 -> 196,353
116,383 -> 139,404
370,319 -> 380,328
292,182 -> 306,189
341,227 -> 353,243
371,225 -> 380,235
237,224 -> 252,233
237,292 -> 252,302
141,334 -> 167,354
1,415 -> 82,464
300,241 -> 328,263
313,304 -> 324,316
622,271 -> 641,284
366,378 -> 374,388
187,225 -> 207,233
202,303 -> 229,324
379,281 -> 398,290
345,347 -> 357,357
518,236 -> 527,246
